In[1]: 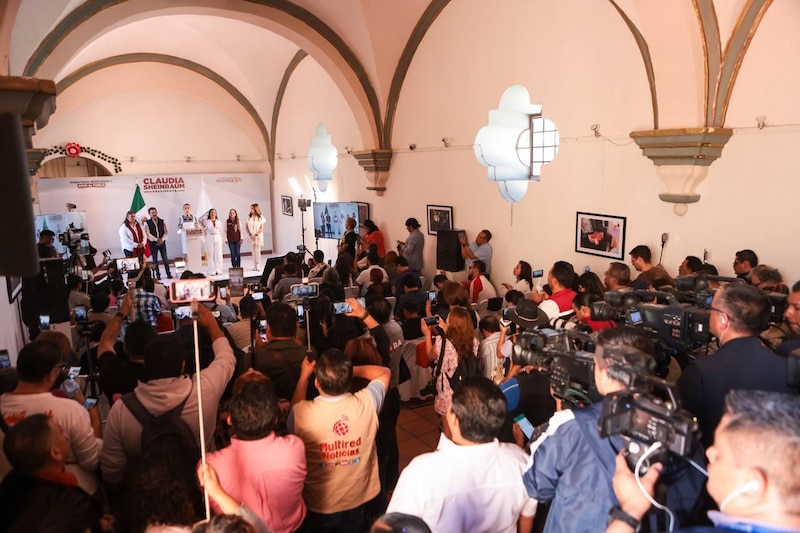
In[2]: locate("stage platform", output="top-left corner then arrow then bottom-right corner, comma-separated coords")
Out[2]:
149,258 -> 269,285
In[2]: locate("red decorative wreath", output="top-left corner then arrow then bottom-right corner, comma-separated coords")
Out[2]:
65,142 -> 81,158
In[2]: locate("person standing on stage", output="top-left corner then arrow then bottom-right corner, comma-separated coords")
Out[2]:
204,208 -> 224,275
145,207 -> 172,279
247,203 -> 266,272
119,210 -> 146,258
177,203 -> 199,262
226,209 -> 243,268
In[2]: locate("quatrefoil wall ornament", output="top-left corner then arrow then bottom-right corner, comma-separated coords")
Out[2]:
474,85 -> 560,203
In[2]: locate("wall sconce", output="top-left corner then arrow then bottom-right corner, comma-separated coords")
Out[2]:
185,156 -> 192,162
441,137 -> 450,147
344,145 -> 352,154
756,115 -> 767,129
307,123 -> 338,192
473,85 -> 560,203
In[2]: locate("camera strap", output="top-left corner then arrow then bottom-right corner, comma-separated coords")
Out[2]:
432,334 -> 447,381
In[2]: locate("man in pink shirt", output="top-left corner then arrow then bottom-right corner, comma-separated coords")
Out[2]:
206,380 -> 307,532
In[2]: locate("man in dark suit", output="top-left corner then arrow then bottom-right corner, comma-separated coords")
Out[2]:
677,283 -> 796,447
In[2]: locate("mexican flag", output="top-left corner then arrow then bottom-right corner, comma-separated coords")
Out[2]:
130,183 -> 152,259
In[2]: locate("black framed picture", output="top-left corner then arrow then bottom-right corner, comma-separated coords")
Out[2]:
6,276 -> 21,304
281,195 -> 293,216
575,211 -> 626,259
356,202 -> 370,225
427,205 -> 453,235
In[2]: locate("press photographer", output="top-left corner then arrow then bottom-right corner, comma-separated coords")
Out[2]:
608,390 -> 800,533
521,327 -> 704,533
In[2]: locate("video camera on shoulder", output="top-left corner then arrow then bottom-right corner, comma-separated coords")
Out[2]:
599,375 -> 699,475
512,327 -> 599,407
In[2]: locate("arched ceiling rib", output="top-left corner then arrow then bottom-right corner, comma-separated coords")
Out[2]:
22,0 -> 384,148
56,53 -> 272,168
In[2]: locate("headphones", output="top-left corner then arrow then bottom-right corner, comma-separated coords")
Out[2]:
719,480 -> 761,512
740,480 -> 760,494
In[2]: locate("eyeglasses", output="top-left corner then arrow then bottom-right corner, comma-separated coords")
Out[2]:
709,305 -> 728,317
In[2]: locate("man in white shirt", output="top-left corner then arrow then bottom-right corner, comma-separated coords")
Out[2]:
388,376 -> 537,533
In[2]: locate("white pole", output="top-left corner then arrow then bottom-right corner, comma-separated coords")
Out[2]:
191,301 -> 211,519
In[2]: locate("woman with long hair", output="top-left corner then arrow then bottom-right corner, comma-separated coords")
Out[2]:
225,209 -> 242,268
204,208 -> 224,275
246,204 -> 266,271
422,306 -> 479,434
334,252 -> 357,287
502,260 -> 533,294
577,271 -> 606,300
572,292 -> 615,332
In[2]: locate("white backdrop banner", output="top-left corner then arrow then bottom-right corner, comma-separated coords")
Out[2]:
38,173 -> 273,260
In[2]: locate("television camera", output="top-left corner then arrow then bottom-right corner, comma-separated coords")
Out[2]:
598,348 -> 699,473
591,289 -> 711,369
512,327 -> 600,407
58,222 -> 90,256
674,274 -> 788,324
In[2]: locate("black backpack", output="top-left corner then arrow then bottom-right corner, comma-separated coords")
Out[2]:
432,337 -> 483,391
447,352 -> 484,390
121,391 -> 204,515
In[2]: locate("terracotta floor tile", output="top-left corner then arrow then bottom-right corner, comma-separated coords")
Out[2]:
399,417 -> 438,436
396,425 -> 417,443
397,406 -> 422,425
417,428 -> 441,449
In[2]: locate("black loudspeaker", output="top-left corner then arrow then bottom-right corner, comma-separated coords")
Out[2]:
436,230 -> 466,272
0,113 -> 38,276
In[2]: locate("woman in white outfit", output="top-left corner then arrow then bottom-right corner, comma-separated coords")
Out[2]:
246,203 -> 265,271
204,208 -> 224,275
177,203 -> 199,261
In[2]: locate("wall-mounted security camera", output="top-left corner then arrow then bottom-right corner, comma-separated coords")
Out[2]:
409,144 -> 416,151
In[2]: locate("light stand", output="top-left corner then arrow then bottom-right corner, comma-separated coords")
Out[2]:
297,198 -> 312,262
304,175 -> 320,252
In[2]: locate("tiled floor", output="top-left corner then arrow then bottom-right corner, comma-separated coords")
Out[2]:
397,401 -> 440,472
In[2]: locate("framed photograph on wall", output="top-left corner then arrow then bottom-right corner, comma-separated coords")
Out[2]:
575,211 -> 626,259
281,195 -> 293,216
427,205 -> 454,235
356,202 -> 370,225
6,276 -> 21,304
